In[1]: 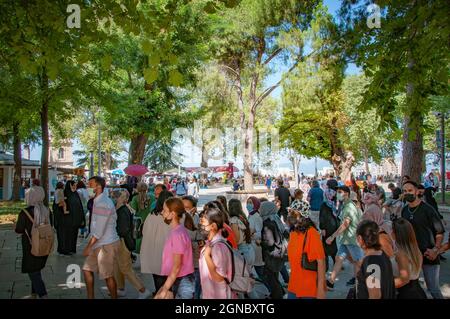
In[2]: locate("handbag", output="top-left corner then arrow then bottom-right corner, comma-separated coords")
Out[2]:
301,229 -> 318,271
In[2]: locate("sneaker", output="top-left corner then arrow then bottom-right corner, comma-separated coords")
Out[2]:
117,289 -> 127,297
138,289 -> 151,299
346,277 -> 356,286
326,280 -> 334,290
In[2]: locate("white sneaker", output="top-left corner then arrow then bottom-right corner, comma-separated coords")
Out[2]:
138,288 -> 151,299
117,289 -> 127,297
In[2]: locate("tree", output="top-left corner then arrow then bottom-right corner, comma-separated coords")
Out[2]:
212,0 -> 320,190
143,136 -> 183,173
338,0 -> 449,182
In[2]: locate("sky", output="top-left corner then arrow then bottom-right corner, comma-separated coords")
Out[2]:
24,0 -> 405,176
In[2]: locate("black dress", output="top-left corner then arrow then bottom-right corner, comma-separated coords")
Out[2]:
15,207 -> 48,273
319,202 -> 338,270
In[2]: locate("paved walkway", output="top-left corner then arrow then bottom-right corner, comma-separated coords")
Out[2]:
0,186 -> 449,299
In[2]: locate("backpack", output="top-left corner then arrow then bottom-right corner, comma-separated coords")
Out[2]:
262,217 -> 289,259
23,209 -> 54,257
211,239 -> 255,294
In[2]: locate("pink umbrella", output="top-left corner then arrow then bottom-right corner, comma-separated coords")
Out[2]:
124,164 -> 149,176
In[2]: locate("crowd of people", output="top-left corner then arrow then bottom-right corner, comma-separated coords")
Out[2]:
13,171 -> 449,299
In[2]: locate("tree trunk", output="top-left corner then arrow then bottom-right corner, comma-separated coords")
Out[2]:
401,115 -> 424,183
363,147 -> 370,175
12,122 -> 22,201
41,101 -> 49,206
341,151 -> 355,182
290,155 -> 300,188
243,110 -> 255,191
128,133 -> 148,165
200,128 -> 208,168
40,71 -> 49,206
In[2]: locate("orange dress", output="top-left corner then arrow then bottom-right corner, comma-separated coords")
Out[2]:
287,228 -> 325,298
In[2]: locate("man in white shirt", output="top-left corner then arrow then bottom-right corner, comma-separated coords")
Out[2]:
82,176 -> 120,299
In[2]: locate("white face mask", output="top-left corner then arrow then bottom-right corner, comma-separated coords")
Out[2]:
336,193 -> 344,202
87,188 -> 95,198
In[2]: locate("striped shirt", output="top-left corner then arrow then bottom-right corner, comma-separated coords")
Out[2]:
91,192 -> 119,249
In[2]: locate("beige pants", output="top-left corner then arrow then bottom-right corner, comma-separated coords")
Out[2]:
114,239 -> 144,291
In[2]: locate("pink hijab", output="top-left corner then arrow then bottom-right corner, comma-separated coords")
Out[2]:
363,192 -> 390,233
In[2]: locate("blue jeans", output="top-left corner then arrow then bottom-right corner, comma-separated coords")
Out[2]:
194,268 -> 202,299
280,263 -> 290,284
422,264 -> 444,299
287,292 -> 315,299
28,271 -> 47,297
172,273 -> 195,299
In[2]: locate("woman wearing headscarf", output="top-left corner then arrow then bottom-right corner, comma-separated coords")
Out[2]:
15,186 -> 50,298
64,181 -> 85,255
131,182 -> 153,254
247,197 -> 264,280
260,201 -> 288,299
362,192 -> 394,258
319,188 -> 339,272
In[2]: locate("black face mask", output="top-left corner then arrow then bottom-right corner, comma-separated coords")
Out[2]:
404,193 -> 416,203
418,194 -> 424,199
163,217 -> 172,225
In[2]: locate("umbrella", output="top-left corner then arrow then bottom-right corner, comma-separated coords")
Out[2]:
111,169 -> 125,176
124,164 -> 149,177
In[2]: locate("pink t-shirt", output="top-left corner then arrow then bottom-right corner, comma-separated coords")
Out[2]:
199,234 -> 236,299
161,224 -> 194,277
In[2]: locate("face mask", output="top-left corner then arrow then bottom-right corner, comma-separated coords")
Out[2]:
163,217 -> 172,225
336,193 -> 344,202
87,188 -> 95,197
404,193 -> 416,203
112,199 -> 117,205
246,203 -> 254,212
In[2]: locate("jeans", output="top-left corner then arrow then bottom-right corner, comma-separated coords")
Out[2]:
28,271 -> 47,297
422,264 -> 444,299
280,263 -> 290,284
194,268 -> 202,299
172,273 -> 195,299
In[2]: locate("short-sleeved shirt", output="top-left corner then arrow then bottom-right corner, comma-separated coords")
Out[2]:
401,201 -> 445,265
161,224 -> 194,277
356,252 -> 395,299
287,227 -> 325,298
229,216 -> 247,246
339,199 -> 362,246
199,234 -> 235,299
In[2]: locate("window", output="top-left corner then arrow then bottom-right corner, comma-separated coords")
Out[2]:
58,148 -> 64,159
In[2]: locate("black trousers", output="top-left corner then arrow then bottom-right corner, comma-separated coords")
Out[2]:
153,274 -> 168,293
28,271 -> 47,297
263,268 -> 284,299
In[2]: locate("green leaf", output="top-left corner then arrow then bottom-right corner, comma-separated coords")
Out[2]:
168,69 -> 183,87
141,40 -> 152,54
148,54 -> 160,66
204,2 -> 217,14
47,65 -> 58,80
167,53 -> 178,65
143,67 -> 158,84
101,55 -> 113,71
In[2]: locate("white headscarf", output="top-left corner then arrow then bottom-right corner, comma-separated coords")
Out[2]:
27,186 -> 50,225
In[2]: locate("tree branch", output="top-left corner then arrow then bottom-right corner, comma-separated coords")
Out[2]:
263,48 -> 283,65
252,49 -> 318,111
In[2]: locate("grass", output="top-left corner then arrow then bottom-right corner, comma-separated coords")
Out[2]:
435,192 -> 450,206
0,200 -> 26,224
